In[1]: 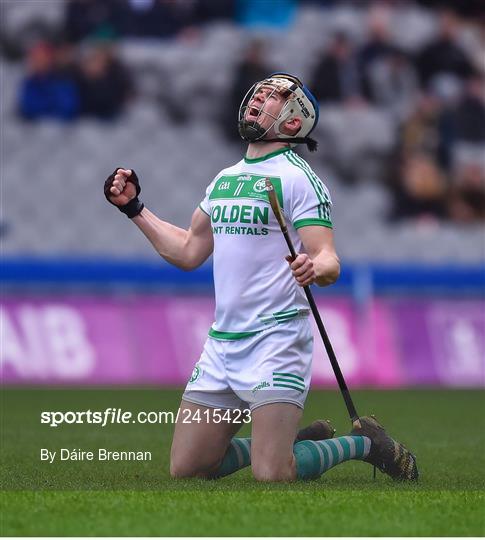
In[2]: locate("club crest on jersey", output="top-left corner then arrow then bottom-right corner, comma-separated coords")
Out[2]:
189,365 -> 201,383
252,179 -> 267,193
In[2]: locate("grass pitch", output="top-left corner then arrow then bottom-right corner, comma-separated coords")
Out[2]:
1,388 -> 484,536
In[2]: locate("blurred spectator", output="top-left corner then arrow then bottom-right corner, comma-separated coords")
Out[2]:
389,152 -> 448,221
64,0 -> 234,41
117,0 -> 197,39
77,43 -> 133,120
453,76 -> 485,144
310,32 -> 361,104
416,10 -> 475,90
448,163 -> 485,223
387,94 -> 449,221
400,93 -> 456,171
192,0 -> 235,24
400,95 -> 440,156
415,0 -> 485,20
358,12 -> 401,103
64,0 -> 120,43
18,41 -> 80,121
222,39 -> 273,141
365,49 -> 418,120
54,41 -> 80,81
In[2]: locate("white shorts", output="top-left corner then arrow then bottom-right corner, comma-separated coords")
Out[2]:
183,317 -> 313,411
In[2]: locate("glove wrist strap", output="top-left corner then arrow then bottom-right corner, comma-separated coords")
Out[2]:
118,198 -> 144,218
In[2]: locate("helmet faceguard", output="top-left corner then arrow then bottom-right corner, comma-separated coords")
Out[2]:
238,73 -> 319,152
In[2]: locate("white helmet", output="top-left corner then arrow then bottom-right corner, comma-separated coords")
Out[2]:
238,72 -> 320,151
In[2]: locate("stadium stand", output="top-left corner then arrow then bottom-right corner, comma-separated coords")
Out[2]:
1,0 -> 484,263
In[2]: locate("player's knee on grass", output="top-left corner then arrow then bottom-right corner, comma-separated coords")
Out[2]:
170,451 -> 224,479
169,458 -> 196,479
170,434 -> 236,479
251,454 -> 296,482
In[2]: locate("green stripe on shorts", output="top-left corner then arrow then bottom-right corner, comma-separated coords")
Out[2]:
273,377 -> 305,389
273,372 -> 304,382
273,383 -> 305,393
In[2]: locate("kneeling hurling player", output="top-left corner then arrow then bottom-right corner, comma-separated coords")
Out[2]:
104,73 -> 418,482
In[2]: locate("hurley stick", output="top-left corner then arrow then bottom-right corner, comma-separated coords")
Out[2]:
265,178 -> 361,428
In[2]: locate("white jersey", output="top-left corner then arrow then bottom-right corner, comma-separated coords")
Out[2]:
199,147 -> 332,340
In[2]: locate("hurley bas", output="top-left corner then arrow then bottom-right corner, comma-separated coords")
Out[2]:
40,448 -> 152,463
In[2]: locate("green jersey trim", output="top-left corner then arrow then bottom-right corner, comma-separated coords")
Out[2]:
294,218 -> 332,229
288,151 -> 331,204
243,147 -> 291,164
208,328 -> 260,340
198,203 -> 210,216
285,152 -> 333,225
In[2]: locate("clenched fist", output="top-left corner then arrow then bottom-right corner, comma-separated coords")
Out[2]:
286,253 -> 316,287
107,168 -> 136,205
104,167 -> 144,218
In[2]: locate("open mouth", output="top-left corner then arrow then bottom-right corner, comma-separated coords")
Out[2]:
246,106 -> 260,119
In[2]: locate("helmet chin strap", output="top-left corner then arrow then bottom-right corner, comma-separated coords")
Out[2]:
262,136 -> 318,152
238,120 -> 318,152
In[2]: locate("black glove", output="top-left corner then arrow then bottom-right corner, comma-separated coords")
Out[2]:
104,168 -> 144,218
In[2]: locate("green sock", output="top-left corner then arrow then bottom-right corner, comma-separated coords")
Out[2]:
294,435 -> 371,480
214,435 -> 371,480
214,438 -> 251,478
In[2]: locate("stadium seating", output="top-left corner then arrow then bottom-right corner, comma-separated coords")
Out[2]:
1,4 -> 484,263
